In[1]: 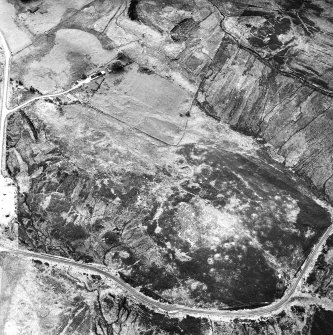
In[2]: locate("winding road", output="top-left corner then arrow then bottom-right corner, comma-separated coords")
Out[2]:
0,29 -> 333,321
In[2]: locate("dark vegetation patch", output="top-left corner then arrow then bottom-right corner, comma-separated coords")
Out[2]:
116,52 -> 133,64
107,53 -> 133,73
92,219 -> 104,232
288,68 -> 329,89
138,66 -> 154,75
128,0 -> 139,21
310,308 -> 333,335
326,234 -> 333,248
51,222 -> 89,241
243,1 -> 321,37
277,0 -> 324,15
308,76 -> 329,89
131,263 -> 179,292
20,110 -> 39,141
247,16 -> 291,51
277,0 -> 304,11
170,18 -> 197,42
288,12 -> 319,35
103,231 -> 120,245
272,47 -> 290,66
108,61 -> 125,73
66,51 -> 92,83
291,305 -> 305,321
9,0 -> 42,13
139,287 -> 171,303
304,2 -> 324,15
306,239 -> 333,289
241,10 -> 272,17
176,244 -> 281,306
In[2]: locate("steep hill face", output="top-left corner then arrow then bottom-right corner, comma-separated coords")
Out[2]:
197,39 -> 333,200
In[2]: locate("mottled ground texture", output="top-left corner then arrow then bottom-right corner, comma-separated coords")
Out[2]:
1,0 -> 333,334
